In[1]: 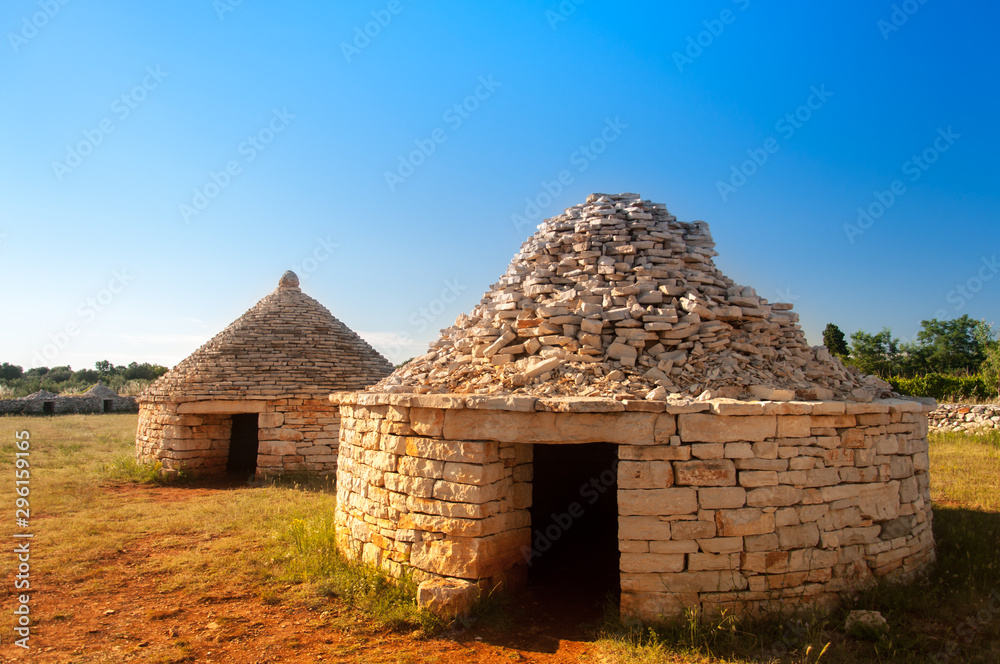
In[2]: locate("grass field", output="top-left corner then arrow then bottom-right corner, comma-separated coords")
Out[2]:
0,415 -> 997,662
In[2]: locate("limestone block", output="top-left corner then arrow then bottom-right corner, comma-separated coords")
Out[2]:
697,537 -> 744,554
688,552 -> 741,571
724,443 -> 754,459
674,460 -> 737,487
671,520 -> 716,539
258,440 -> 297,456
653,414 -> 677,442
411,408 -> 446,437
398,456 -> 445,479
619,488 -> 698,515
432,479 -> 507,504
442,409 -> 655,445
776,416 -> 812,438
749,385 -> 795,401
619,445 -> 691,461
383,473 -> 435,498
679,414 -> 777,443
716,509 -> 775,537
619,516 -> 672,540
258,412 -> 284,428
739,471 -> 779,488
746,485 -> 802,507
618,460 -> 674,489
691,443 -> 725,459
405,437 -> 498,464
417,579 -> 479,618
620,553 -> 685,574
778,523 -> 820,550
686,489 -> 740,519
650,540 -> 699,554
443,461 -> 505,485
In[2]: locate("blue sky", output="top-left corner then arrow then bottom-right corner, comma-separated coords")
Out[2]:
1,0 -> 997,370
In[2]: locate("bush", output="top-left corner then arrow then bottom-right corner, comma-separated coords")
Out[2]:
887,373 -> 995,402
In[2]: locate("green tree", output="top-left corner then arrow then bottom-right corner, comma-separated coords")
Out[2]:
822,323 -> 849,356
0,362 -> 23,381
907,316 -> 991,375
849,328 -> 902,377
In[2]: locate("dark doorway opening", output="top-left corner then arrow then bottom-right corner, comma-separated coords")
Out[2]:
43,401 -> 55,414
103,400 -> 114,413
528,442 -> 620,619
226,413 -> 260,477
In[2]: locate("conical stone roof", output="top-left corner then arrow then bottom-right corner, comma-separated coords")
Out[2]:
375,193 -> 888,402
142,271 -> 394,402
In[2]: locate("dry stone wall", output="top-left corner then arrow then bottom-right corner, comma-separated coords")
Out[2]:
136,395 -> 341,477
0,385 -> 137,415
929,403 -> 1000,433
333,392 -> 935,621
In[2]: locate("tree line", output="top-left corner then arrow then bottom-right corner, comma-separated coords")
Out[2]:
0,361 -> 169,398
822,315 -> 999,401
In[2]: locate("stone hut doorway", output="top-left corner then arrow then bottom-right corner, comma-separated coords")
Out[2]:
226,414 -> 260,476
529,442 -> 620,612
43,401 -> 55,414
103,400 -> 114,413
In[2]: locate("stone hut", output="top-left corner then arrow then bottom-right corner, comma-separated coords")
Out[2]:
136,271 -> 394,479
0,383 -> 137,415
333,193 -> 935,622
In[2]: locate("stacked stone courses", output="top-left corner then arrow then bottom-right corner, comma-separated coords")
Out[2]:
136,271 -> 393,477
333,392 -> 935,620
336,193 -> 936,622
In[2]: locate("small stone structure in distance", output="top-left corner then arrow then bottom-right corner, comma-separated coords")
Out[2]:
0,382 -> 137,415
135,271 -> 394,479
333,193 -> 936,622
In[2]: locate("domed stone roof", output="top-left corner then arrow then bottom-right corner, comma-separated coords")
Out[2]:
375,193 -> 886,402
142,272 -> 394,401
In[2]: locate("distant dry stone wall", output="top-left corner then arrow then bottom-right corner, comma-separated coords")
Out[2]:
929,403 -> 1000,433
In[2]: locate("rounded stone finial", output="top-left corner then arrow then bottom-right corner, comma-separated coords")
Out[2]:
278,271 -> 300,289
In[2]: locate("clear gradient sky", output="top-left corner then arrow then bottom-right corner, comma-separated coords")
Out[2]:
1,1 -> 997,370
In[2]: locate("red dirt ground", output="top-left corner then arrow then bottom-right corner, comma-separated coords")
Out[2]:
0,484 -> 604,663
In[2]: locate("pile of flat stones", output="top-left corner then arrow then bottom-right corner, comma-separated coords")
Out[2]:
377,193 -> 890,402
929,403 -> 1000,433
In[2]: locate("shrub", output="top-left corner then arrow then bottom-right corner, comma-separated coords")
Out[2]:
887,373 -> 995,402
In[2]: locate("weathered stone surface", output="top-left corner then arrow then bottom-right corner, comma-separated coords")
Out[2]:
619,488 -> 698,515
678,414 -> 777,443
674,460 -> 737,487
416,579 -> 479,619
716,509 -> 776,536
